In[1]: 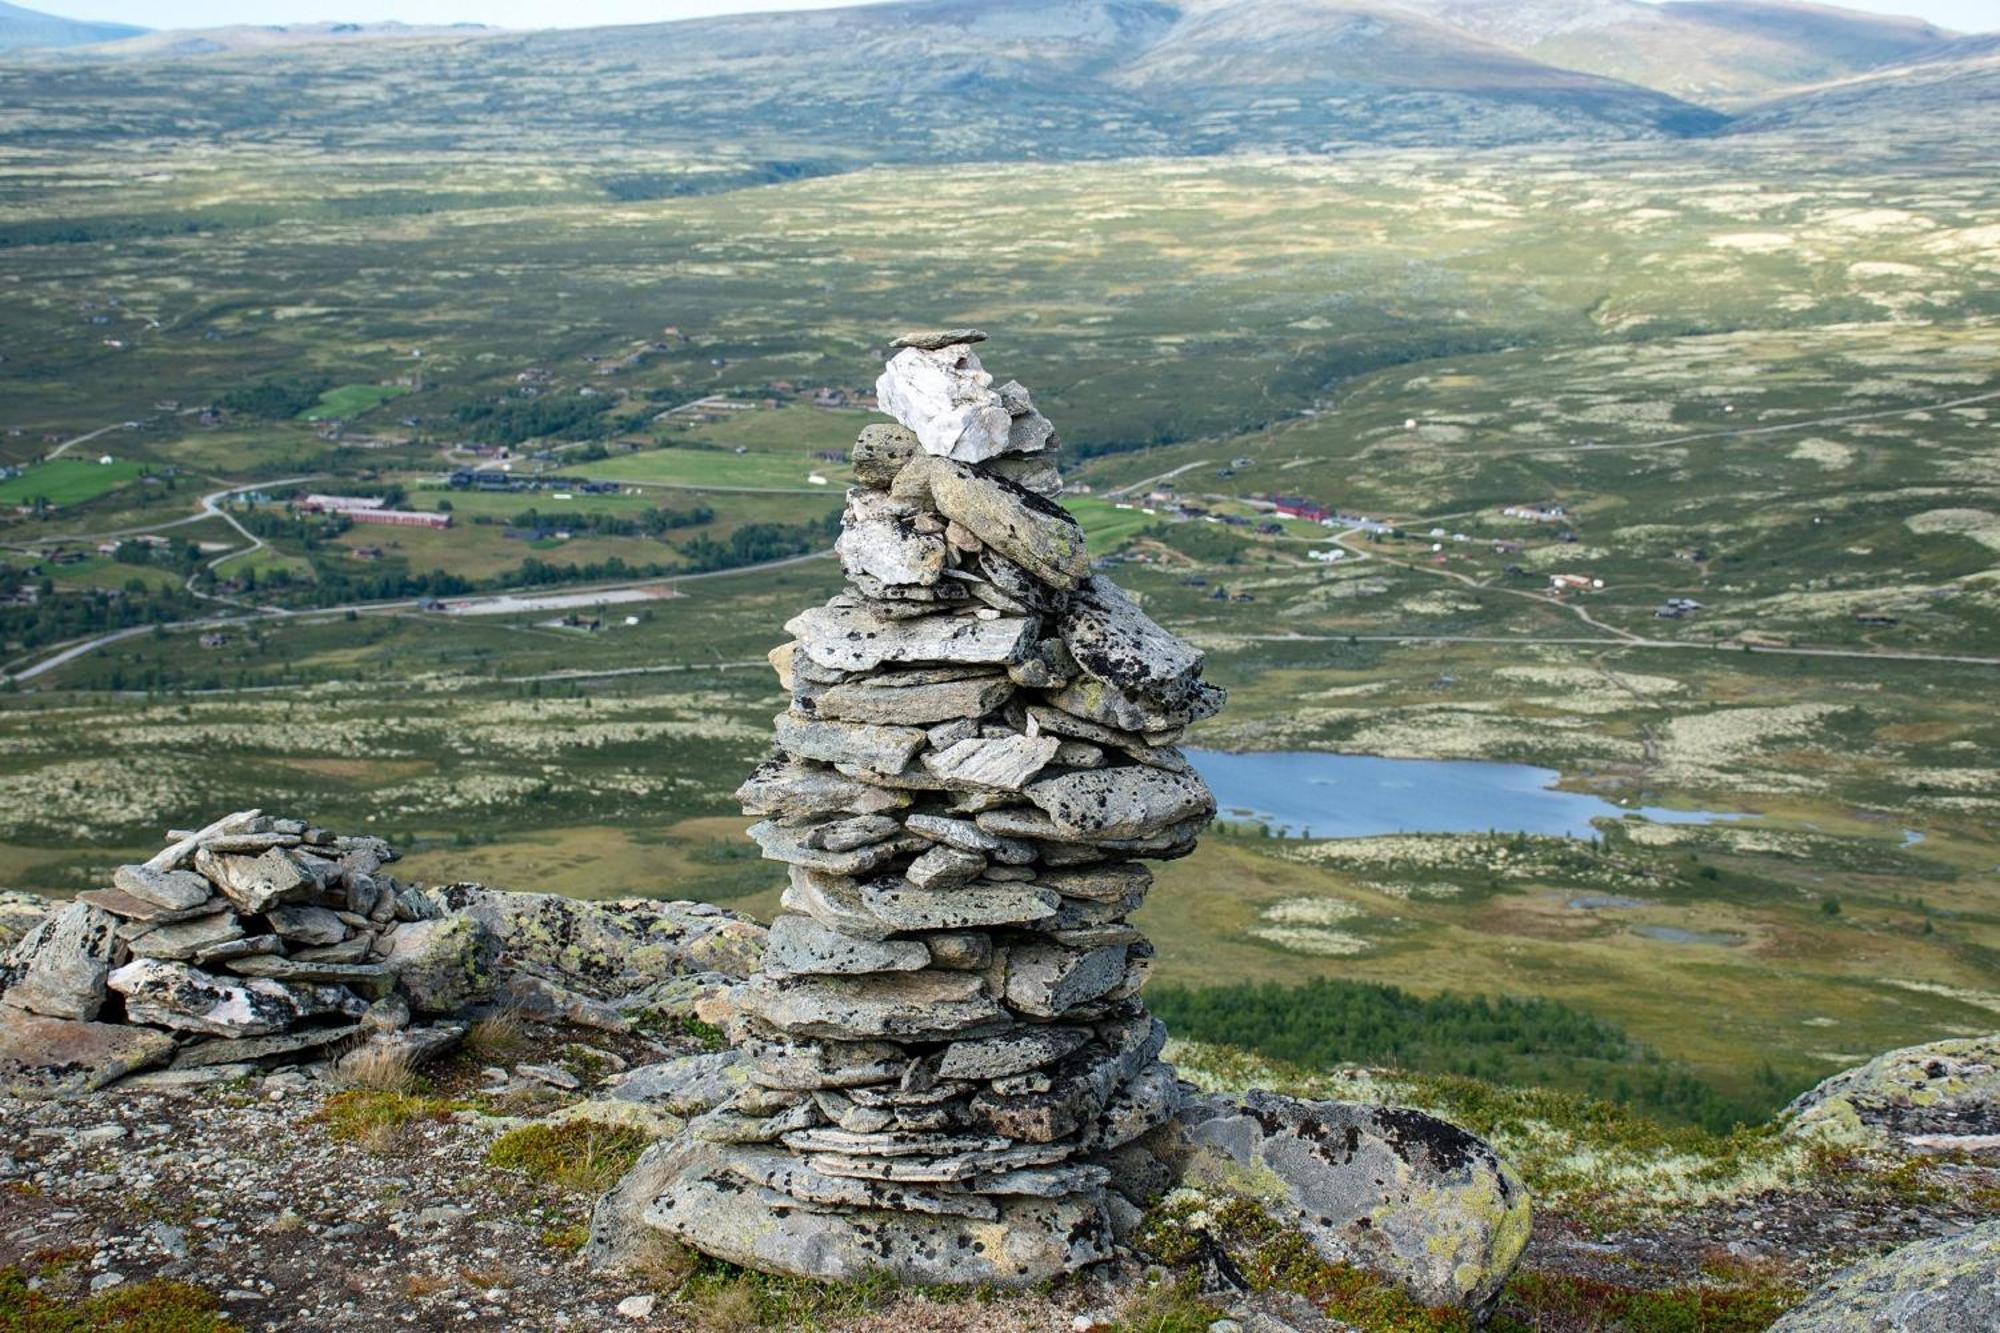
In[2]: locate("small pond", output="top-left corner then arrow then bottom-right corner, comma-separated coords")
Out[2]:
1188,749 -> 1744,841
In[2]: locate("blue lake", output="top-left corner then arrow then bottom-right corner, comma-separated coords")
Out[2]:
1187,749 -> 1743,841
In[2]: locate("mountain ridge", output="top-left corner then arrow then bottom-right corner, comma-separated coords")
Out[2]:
0,0 -> 142,51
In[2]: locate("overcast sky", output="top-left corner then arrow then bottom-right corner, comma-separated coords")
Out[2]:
31,0 -> 1996,35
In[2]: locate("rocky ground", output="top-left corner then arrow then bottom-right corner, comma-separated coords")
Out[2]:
4,1021 -> 1997,1332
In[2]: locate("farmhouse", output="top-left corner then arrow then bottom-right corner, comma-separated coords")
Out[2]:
1274,496 -> 1331,522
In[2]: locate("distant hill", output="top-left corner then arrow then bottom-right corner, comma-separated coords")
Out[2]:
1394,0 -> 1959,106
1726,31 -> 2000,133
19,0 -> 1711,157
0,0 -> 142,52
69,20 -> 492,60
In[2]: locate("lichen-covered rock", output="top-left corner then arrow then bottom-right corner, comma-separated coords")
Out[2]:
107,958 -> 300,1037
1,902 -> 123,1021
1026,765 -> 1215,841
0,1007 -> 175,1099
380,914 -> 497,1015
786,601 -> 1037,674
908,455 -> 1090,590
1769,1220 -> 2000,1332
1150,1090 -> 1531,1311
1784,1035 -> 2000,1151
428,885 -> 764,1000
635,1137 -> 1116,1286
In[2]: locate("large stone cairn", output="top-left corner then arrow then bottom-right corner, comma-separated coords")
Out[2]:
643,331 -> 1224,1285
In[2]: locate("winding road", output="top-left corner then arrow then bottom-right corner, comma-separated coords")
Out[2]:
0,548 -> 835,685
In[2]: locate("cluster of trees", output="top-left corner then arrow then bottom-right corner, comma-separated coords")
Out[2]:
1148,977 -> 1781,1133
481,503 -> 715,538
678,515 -> 837,573
0,575 -> 203,655
216,375 -> 336,419
452,393 -> 613,446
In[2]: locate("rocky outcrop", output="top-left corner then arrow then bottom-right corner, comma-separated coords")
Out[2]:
1770,1220 -> 2000,1332
1148,1091 -> 1532,1311
608,331 -> 1226,1288
1784,1034 -> 2000,1152
0,817 -> 766,1099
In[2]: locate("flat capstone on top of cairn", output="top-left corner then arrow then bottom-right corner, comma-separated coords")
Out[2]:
639,331 -> 1227,1286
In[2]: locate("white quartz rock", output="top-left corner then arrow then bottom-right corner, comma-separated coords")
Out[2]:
874,345 -> 1014,463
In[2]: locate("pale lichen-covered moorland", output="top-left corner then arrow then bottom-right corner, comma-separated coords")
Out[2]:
0,31 -> 1996,1140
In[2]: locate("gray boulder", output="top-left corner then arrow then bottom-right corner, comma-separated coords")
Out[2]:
429,884 -> 765,998
1,902 -> 122,1021
836,489 -> 947,588
195,846 -> 312,914
807,671 -> 1014,727
1063,577 -> 1206,710
381,914 -> 497,1015
1026,766 -> 1215,841
786,601 -> 1037,674
633,1137 -> 1115,1286
907,456 -> 1090,590
851,422 -> 920,487
1770,1221 -> 2000,1332
126,911 -> 245,961
1784,1035 -> 2000,1151
0,1007 -> 175,1099
1151,1091 -> 1532,1311
107,958 -> 299,1037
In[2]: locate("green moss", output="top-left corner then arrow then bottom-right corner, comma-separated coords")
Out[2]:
538,1222 -> 591,1253
0,1266 -> 239,1332
486,1121 -> 649,1195
314,1089 -> 464,1144
1109,1281 -> 1227,1333
1494,1268 -> 1805,1333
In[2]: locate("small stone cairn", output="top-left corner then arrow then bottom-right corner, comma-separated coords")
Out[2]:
1,809 -> 458,1091
643,331 -> 1225,1285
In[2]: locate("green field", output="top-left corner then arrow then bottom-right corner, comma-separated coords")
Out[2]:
299,382 -> 412,421
0,457 -> 146,506
0,86 -> 1994,1127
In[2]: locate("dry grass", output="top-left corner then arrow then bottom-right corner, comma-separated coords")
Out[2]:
333,1041 -> 416,1094
485,1121 -> 650,1195
464,1006 -> 528,1062
631,1236 -> 702,1293
401,1272 -> 451,1301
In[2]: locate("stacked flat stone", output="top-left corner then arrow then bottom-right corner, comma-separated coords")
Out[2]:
0,810 -> 447,1082
644,332 -> 1225,1286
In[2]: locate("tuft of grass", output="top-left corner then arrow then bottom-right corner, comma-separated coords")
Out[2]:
334,1042 -> 417,1094
1110,1280 -> 1227,1332
0,1266 -> 239,1332
486,1121 -> 649,1195
464,1007 -> 528,1061
539,1222 -> 591,1253
1493,1268 -> 1805,1333
315,1089 -> 463,1150
401,1273 -> 451,1300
